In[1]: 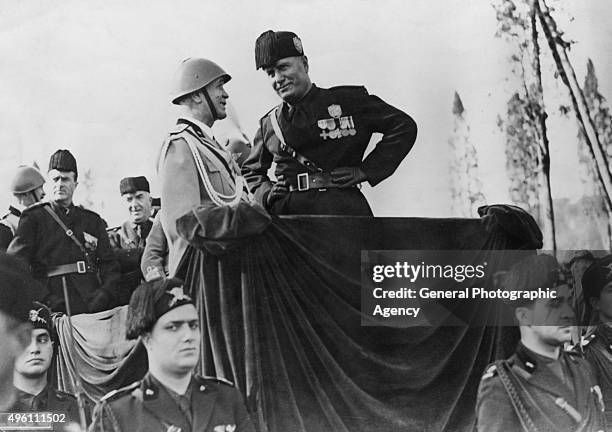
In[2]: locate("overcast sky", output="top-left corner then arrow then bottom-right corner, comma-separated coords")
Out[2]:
0,0 -> 610,225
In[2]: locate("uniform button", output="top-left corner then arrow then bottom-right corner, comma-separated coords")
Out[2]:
199,385 -> 206,392
145,389 -> 155,396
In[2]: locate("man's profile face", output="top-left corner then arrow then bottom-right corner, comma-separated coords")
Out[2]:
264,56 -> 311,104
143,304 -> 200,376
48,169 -> 77,206
204,77 -> 229,120
520,284 -> 575,346
14,329 -> 53,379
122,191 -> 152,225
0,314 -> 31,410
591,281 -> 612,323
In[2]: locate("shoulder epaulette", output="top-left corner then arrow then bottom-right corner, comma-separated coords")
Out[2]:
99,381 -> 140,402
22,201 -> 49,214
328,85 -> 368,95
481,364 -> 498,381
198,375 -> 235,387
168,123 -> 190,136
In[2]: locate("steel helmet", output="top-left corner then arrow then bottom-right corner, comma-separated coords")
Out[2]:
171,58 -> 231,105
10,166 -> 45,194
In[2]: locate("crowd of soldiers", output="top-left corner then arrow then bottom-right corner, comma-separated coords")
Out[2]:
1,26 -> 610,432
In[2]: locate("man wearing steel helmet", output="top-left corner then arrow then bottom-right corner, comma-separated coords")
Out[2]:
158,58 -> 248,276
476,254 -> 606,432
0,166 -> 46,251
89,278 -> 255,432
242,30 -> 418,216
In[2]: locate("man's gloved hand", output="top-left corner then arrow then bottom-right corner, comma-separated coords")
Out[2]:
266,175 -> 290,208
330,167 -> 367,188
88,290 -> 111,313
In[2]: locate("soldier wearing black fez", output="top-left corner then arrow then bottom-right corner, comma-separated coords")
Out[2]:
581,255 -> 612,426
476,254 -> 606,432
107,176 -> 154,304
242,30 -> 418,216
10,302 -> 83,427
7,150 -> 121,315
0,166 -> 46,251
89,278 -> 255,432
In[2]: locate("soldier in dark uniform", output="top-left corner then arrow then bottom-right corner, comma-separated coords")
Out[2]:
7,150 -> 121,315
89,278 -> 255,432
581,255 -> 612,426
476,254 -> 606,432
241,30 -> 418,216
0,253 -> 45,411
11,302 -> 81,426
0,166 -> 46,251
107,176 -> 154,304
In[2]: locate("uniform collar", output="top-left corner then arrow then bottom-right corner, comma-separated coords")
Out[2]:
516,342 -> 563,373
285,83 -> 318,109
178,115 -> 215,141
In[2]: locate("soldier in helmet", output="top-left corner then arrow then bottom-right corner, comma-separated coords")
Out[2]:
89,278 -> 255,432
8,150 -> 121,314
159,58 -> 249,276
10,301 -> 82,425
0,166 -> 46,251
107,176 -> 154,304
476,254 -> 606,432
242,30 -> 418,216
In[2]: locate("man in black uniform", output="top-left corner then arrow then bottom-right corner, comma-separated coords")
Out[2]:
476,254 -> 606,432
0,166 -> 46,251
89,278 -> 255,432
242,30 -> 418,216
8,150 -> 121,315
581,254 -> 612,426
0,253 -> 45,411
10,301 -> 81,424
107,176 -> 154,304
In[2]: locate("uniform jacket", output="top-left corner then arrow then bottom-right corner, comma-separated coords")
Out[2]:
476,343 -> 606,432
584,324 -> 612,426
158,118 -> 246,276
108,219 -> 153,304
140,213 -> 168,282
10,384 -> 82,426
7,202 -> 121,314
0,205 -> 21,250
241,84 -> 417,215
89,373 -> 255,432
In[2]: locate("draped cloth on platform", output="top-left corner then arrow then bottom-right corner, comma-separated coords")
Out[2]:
53,205 -> 541,431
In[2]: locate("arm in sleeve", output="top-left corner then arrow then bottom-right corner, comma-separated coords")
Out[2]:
360,95 -> 418,186
6,210 -> 37,271
0,225 -> 13,252
141,214 -> 168,281
475,375 -> 518,432
241,123 -> 274,207
94,217 -> 122,301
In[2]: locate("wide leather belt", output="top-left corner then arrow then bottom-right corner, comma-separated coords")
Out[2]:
47,261 -> 91,277
288,172 -> 357,192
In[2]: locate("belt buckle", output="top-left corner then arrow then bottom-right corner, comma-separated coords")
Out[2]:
297,173 -> 309,191
76,261 -> 87,274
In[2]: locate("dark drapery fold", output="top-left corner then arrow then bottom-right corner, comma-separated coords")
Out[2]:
179,209 -> 538,432
52,207 -> 539,431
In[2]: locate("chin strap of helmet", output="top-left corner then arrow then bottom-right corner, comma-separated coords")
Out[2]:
201,89 -> 220,120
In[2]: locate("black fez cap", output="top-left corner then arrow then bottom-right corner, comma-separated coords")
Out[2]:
48,149 -> 77,176
126,278 -> 194,339
119,176 -> 150,195
255,30 -> 304,70
0,253 -> 45,324
503,254 -> 567,307
582,255 -> 612,301
27,302 -> 53,334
